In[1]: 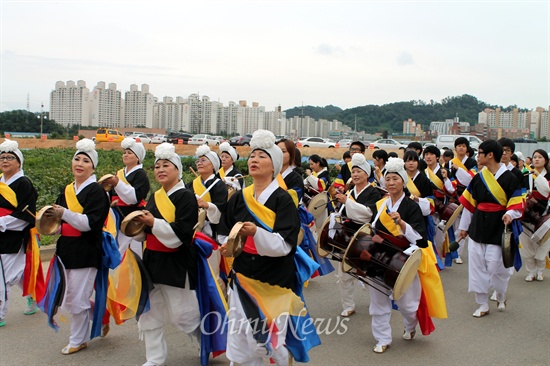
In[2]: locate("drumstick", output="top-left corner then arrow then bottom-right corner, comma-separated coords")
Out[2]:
230,175 -> 248,180
189,166 -> 199,177
387,208 -> 404,235
22,205 -> 36,219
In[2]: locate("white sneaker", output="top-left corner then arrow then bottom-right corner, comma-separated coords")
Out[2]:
490,291 -> 497,301
536,273 -> 544,281
340,308 -> 356,317
455,257 -> 463,264
403,330 -> 416,340
525,274 -> 536,282
473,304 -> 490,317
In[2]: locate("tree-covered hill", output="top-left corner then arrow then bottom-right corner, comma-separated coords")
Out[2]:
285,94 -> 529,134
285,104 -> 343,120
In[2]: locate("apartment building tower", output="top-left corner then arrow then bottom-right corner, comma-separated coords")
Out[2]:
50,80 -> 90,127
124,84 -> 155,128
90,82 -> 123,128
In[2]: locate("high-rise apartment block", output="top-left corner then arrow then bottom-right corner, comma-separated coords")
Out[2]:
90,82 -> 123,128
479,107 -> 550,139
50,80 -> 90,127
124,84 -> 155,129
49,80 -> 343,137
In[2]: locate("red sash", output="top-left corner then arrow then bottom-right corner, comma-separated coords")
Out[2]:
0,207 -> 14,216
61,223 -> 82,237
243,236 -> 259,255
477,202 -> 506,212
146,233 -> 178,253
111,196 -> 146,207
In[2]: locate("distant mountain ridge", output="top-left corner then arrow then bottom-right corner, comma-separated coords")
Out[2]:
285,94 -> 530,134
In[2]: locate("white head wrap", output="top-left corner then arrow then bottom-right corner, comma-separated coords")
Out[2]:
351,153 -> 371,176
74,138 -> 98,168
155,143 -> 182,179
219,141 -> 238,162
384,157 -> 408,184
196,145 -> 221,173
250,130 -> 283,178
515,151 -> 525,162
121,137 -> 146,163
0,139 -> 24,168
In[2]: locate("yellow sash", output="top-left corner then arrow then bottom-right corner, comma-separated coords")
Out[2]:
406,177 -> 422,197
193,177 -> 211,203
277,174 -> 299,207
313,171 -> 327,190
480,168 -> 507,206
426,168 -> 444,190
451,157 -> 468,172
376,198 -> 401,237
117,169 -> 130,185
65,183 -> 84,213
0,182 -> 18,208
243,185 -> 276,231
219,167 -> 226,179
154,188 -> 176,223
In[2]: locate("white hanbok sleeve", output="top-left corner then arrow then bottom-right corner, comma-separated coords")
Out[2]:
253,227 -> 292,257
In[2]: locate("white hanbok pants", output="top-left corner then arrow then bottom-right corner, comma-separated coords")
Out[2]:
137,284 -> 201,366
226,287 -> 290,366
0,246 -> 26,319
368,275 -> 421,347
468,239 -> 511,304
519,232 -> 550,276
62,267 -> 97,347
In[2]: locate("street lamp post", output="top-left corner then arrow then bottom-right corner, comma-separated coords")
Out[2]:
39,103 -> 44,137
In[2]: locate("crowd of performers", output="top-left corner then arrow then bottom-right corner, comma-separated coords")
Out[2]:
0,132 -> 548,365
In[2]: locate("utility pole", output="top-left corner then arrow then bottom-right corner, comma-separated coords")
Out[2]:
40,103 -> 44,137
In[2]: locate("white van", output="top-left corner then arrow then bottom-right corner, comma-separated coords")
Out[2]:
435,135 -> 483,151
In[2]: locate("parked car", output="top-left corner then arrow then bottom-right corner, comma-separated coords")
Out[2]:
435,135 -> 482,151
337,139 -> 353,148
513,138 -> 537,144
230,134 -> 253,146
188,134 -> 219,146
370,139 -> 407,150
297,137 -> 336,148
150,134 -> 167,144
95,128 -> 125,143
166,132 -> 193,144
129,133 -> 152,144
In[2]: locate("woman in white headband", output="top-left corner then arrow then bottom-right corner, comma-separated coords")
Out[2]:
48,138 -> 111,355
103,138 -> 150,258
365,157 -> 435,354
0,139 -> 38,327
132,142 -> 201,366
333,152 -> 381,318
219,130 -> 314,365
218,141 -> 244,190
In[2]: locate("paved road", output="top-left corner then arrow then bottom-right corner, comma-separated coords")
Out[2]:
1,248 -> 549,366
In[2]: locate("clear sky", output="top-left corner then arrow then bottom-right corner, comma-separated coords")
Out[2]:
1,0 -> 548,113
